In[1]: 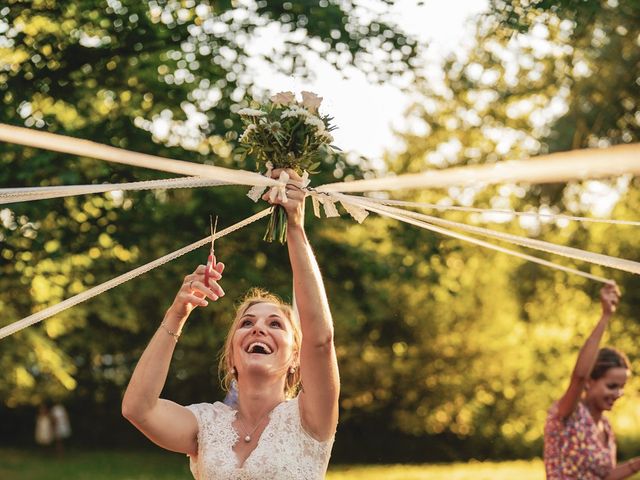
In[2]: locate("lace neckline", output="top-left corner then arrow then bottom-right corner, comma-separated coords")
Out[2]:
229,400 -> 288,469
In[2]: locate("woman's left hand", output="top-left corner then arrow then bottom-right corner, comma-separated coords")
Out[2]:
263,168 -> 306,228
600,282 -> 621,316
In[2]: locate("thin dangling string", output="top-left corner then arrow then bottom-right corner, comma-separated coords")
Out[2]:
363,198 -> 640,227
333,194 -> 614,284
335,193 -> 638,277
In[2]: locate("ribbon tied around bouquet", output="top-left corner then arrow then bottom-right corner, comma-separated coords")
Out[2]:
246,165 -> 368,224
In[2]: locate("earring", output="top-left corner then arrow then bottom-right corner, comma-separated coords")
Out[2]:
289,366 -> 296,375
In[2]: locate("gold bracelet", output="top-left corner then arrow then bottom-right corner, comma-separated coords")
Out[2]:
160,322 -> 181,341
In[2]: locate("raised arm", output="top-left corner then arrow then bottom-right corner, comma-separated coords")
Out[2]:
121,262 -> 225,454
556,283 -> 620,420
605,458 -> 640,480
267,169 -> 339,441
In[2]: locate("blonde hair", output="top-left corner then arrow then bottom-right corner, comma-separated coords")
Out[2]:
218,288 -> 302,398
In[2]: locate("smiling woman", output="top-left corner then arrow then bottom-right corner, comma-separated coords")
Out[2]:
219,290 -> 303,402
543,284 -> 640,480
121,169 -> 339,479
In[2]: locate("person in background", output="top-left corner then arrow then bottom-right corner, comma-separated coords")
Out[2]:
35,403 -> 54,448
51,403 -> 72,455
544,283 -> 640,479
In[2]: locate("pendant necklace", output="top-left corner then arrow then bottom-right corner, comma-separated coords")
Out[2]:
237,406 -> 277,443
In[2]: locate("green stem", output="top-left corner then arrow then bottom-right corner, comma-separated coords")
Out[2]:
263,205 -> 288,244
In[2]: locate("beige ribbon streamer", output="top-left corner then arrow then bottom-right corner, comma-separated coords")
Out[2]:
0,208 -> 272,340
339,200 -> 369,223
316,143 -> 640,193
338,195 -> 612,283
268,170 -> 290,204
0,177 -> 230,204
311,194 -> 322,218
367,198 -> 640,227
312,193 -> 340,218
1,122 -> 637,338
247,161 -> 275,202
0,123 -> 277,187
339,194 -> 638,276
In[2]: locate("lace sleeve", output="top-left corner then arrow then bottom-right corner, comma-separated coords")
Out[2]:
186,402 -> 236,454
187,403 -> 210,429
185,403 -> 211,479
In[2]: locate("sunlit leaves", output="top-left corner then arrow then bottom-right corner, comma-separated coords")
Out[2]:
379,0 -> 640,456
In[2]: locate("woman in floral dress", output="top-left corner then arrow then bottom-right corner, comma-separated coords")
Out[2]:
544,283 -> 640,479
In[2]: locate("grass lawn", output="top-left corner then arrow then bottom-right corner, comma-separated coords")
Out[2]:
0,448 -> 191,480
0,448 -> 547,480
328,460 -> 544,479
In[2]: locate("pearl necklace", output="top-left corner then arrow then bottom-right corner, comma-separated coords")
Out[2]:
236,408 -> 275,443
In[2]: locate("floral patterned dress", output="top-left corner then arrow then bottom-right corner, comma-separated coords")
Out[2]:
544,401 -> 616,479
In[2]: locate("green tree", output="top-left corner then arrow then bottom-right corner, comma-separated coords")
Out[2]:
357,0 -> 640,457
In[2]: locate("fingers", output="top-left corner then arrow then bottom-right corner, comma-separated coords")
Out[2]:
612,283 -> 621,297
180,292 -> 209,307
285,184 -> 305,196
181,264 -> 225,305
261,184 -> 306,205
191,279 -> 225,301
204,264 -> 223,282
184,265 -> 221,283
271,168 -> 302,182
602,282 -> 621,299
601,282 -> 621,314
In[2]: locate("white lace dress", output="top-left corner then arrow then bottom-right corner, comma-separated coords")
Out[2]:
186,397 -> 334,479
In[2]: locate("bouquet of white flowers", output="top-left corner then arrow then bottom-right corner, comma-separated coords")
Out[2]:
235,91 -> 338,243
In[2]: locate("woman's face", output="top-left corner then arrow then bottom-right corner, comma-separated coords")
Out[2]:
231,302 -> 297,381
586,367 -> 629,412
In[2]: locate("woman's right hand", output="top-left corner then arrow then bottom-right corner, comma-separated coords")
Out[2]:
601,282 -> 621,316
167,262 -> 225,320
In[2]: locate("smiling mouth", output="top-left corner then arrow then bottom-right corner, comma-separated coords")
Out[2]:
246,342 -> 273,354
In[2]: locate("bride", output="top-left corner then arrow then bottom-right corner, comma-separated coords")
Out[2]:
122,169 -> 339,479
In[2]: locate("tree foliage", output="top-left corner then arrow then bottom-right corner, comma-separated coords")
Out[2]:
0,0 -> 417,444
358,0 -> 640,457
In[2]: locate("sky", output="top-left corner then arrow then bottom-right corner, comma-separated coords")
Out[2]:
249,0 -> 489,161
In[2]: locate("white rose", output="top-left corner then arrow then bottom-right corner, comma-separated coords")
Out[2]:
300,91 -> 323,113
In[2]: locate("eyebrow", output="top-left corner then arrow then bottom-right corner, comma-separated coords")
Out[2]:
241,313 -> 283,319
